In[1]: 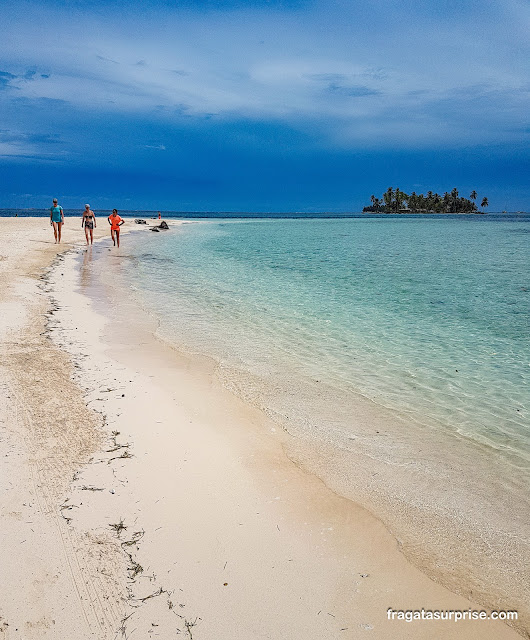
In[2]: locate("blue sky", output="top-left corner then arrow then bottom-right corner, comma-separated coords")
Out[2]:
1,0 -> 528,211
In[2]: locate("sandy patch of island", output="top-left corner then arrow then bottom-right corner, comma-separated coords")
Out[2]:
0,216 -> 525,639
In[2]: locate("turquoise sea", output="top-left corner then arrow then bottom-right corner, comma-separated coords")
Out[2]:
122,215 -> 529,468
78,212 -> 529,616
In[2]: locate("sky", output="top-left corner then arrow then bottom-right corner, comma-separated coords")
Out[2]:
1,0 -> 528,211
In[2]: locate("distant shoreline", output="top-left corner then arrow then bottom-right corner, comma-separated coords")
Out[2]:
0,209 -> 526,219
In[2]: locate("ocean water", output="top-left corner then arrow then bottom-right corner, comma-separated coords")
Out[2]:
81,213 -> 530,618
0,209 -> 375,218
122,215 -> 529,468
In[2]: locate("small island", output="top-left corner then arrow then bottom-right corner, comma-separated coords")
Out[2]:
363,188 -> 489,213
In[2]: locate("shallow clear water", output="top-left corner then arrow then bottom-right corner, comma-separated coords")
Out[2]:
124,215 -> 529,465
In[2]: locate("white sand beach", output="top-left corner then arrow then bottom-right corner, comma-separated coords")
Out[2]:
0,217 -> 525,639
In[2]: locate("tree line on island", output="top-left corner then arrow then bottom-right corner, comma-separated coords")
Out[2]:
363,188 -> 489,213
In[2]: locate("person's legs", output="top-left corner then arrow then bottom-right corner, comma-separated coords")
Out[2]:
85,225 -> 89,244
52,221 -> 58,243
57,222 -> 63,243
89,228 -> 94,244
111,229 -> 116,245
116,228 -> 120,247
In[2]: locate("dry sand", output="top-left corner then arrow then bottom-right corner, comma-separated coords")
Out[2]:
0,217 -> 524,639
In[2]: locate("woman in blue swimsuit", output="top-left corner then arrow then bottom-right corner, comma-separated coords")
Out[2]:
50,198 -> 64,243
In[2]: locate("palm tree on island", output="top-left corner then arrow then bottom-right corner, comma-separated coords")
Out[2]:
481,197 -> 489,213
363,187 -> 486,214
383,187 -> 394,211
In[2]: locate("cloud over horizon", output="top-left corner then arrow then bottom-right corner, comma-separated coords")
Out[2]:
1,0 -> 528,209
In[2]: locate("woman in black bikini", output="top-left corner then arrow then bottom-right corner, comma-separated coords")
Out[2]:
82,204 -> 96,245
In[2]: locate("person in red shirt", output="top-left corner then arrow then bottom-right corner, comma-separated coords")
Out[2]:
108,209 -> 124,247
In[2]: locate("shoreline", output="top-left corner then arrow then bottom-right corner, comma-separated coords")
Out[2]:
53,225 -> 529,636
118,220 -> 529,629
0,218 -> 525,638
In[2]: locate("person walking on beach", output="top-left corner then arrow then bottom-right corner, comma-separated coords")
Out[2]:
108,209 -> 124,247
82,204 -> 96,245
50,198 -> 64,243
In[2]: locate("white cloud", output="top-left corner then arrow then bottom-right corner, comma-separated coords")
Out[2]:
1,0 -> 528,147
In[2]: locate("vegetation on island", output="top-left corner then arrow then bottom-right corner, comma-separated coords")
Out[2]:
363,188 -> 489,213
